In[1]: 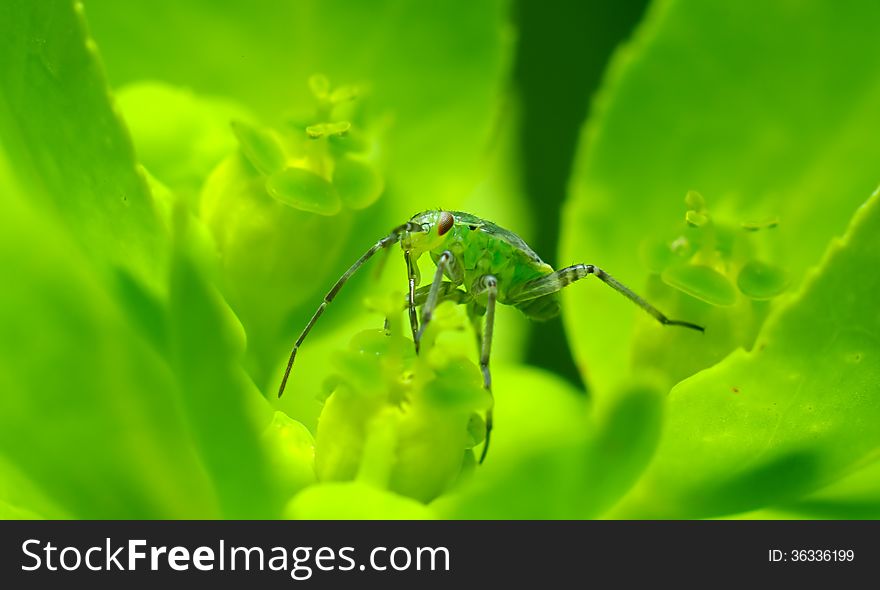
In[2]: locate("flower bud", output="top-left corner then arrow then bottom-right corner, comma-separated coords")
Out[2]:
314,297 -> 490,503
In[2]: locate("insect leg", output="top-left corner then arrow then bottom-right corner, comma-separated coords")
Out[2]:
475,275 -> 498,464
414,250 -> 454,346
278,221 -> 423,398
513,264 -> 704,332
405,249 -> 421,352
410,282 -> 467,307
395,283 -> 466,336
467,300 -> 484,358
389,280 -> 465,336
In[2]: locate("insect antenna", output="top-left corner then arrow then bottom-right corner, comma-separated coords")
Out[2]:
277,221 -> 423,398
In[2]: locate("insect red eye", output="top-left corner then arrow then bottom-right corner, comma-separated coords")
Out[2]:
437,211 -> 454,236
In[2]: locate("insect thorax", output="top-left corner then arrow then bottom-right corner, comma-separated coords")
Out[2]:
436,226 -> 553,305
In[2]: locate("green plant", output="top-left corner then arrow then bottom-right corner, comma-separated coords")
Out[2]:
0,0 -> 877,520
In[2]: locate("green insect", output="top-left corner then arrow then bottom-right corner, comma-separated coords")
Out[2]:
278,210 -> 704,462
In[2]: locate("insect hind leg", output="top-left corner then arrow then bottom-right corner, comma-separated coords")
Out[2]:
277,222 -> 422,398
513,264 -> 704,332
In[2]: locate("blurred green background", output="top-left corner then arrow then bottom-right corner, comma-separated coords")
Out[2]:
1,0 -> 878,519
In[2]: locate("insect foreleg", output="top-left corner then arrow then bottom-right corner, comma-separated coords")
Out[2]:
405,249 -> 420,352
474,275 -> 498,464
278,221 -> 423,398
414,250 -> 454,347
513,264 -> 705,332
390,283 -> 467,333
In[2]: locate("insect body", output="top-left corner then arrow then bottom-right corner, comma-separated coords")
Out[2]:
278,210 -> 704,463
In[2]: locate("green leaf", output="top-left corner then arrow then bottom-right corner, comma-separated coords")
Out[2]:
167,214 -> 282,518
561,0 -> 880,395
0,0 -> 227,518
613,189 -> 880,518
775,459 -> 880,519
0,455 -> 70,519
0,161 -> 216,518
0,0 -> 165,289
0,0 -> 281,520
436,367 -> 663,519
